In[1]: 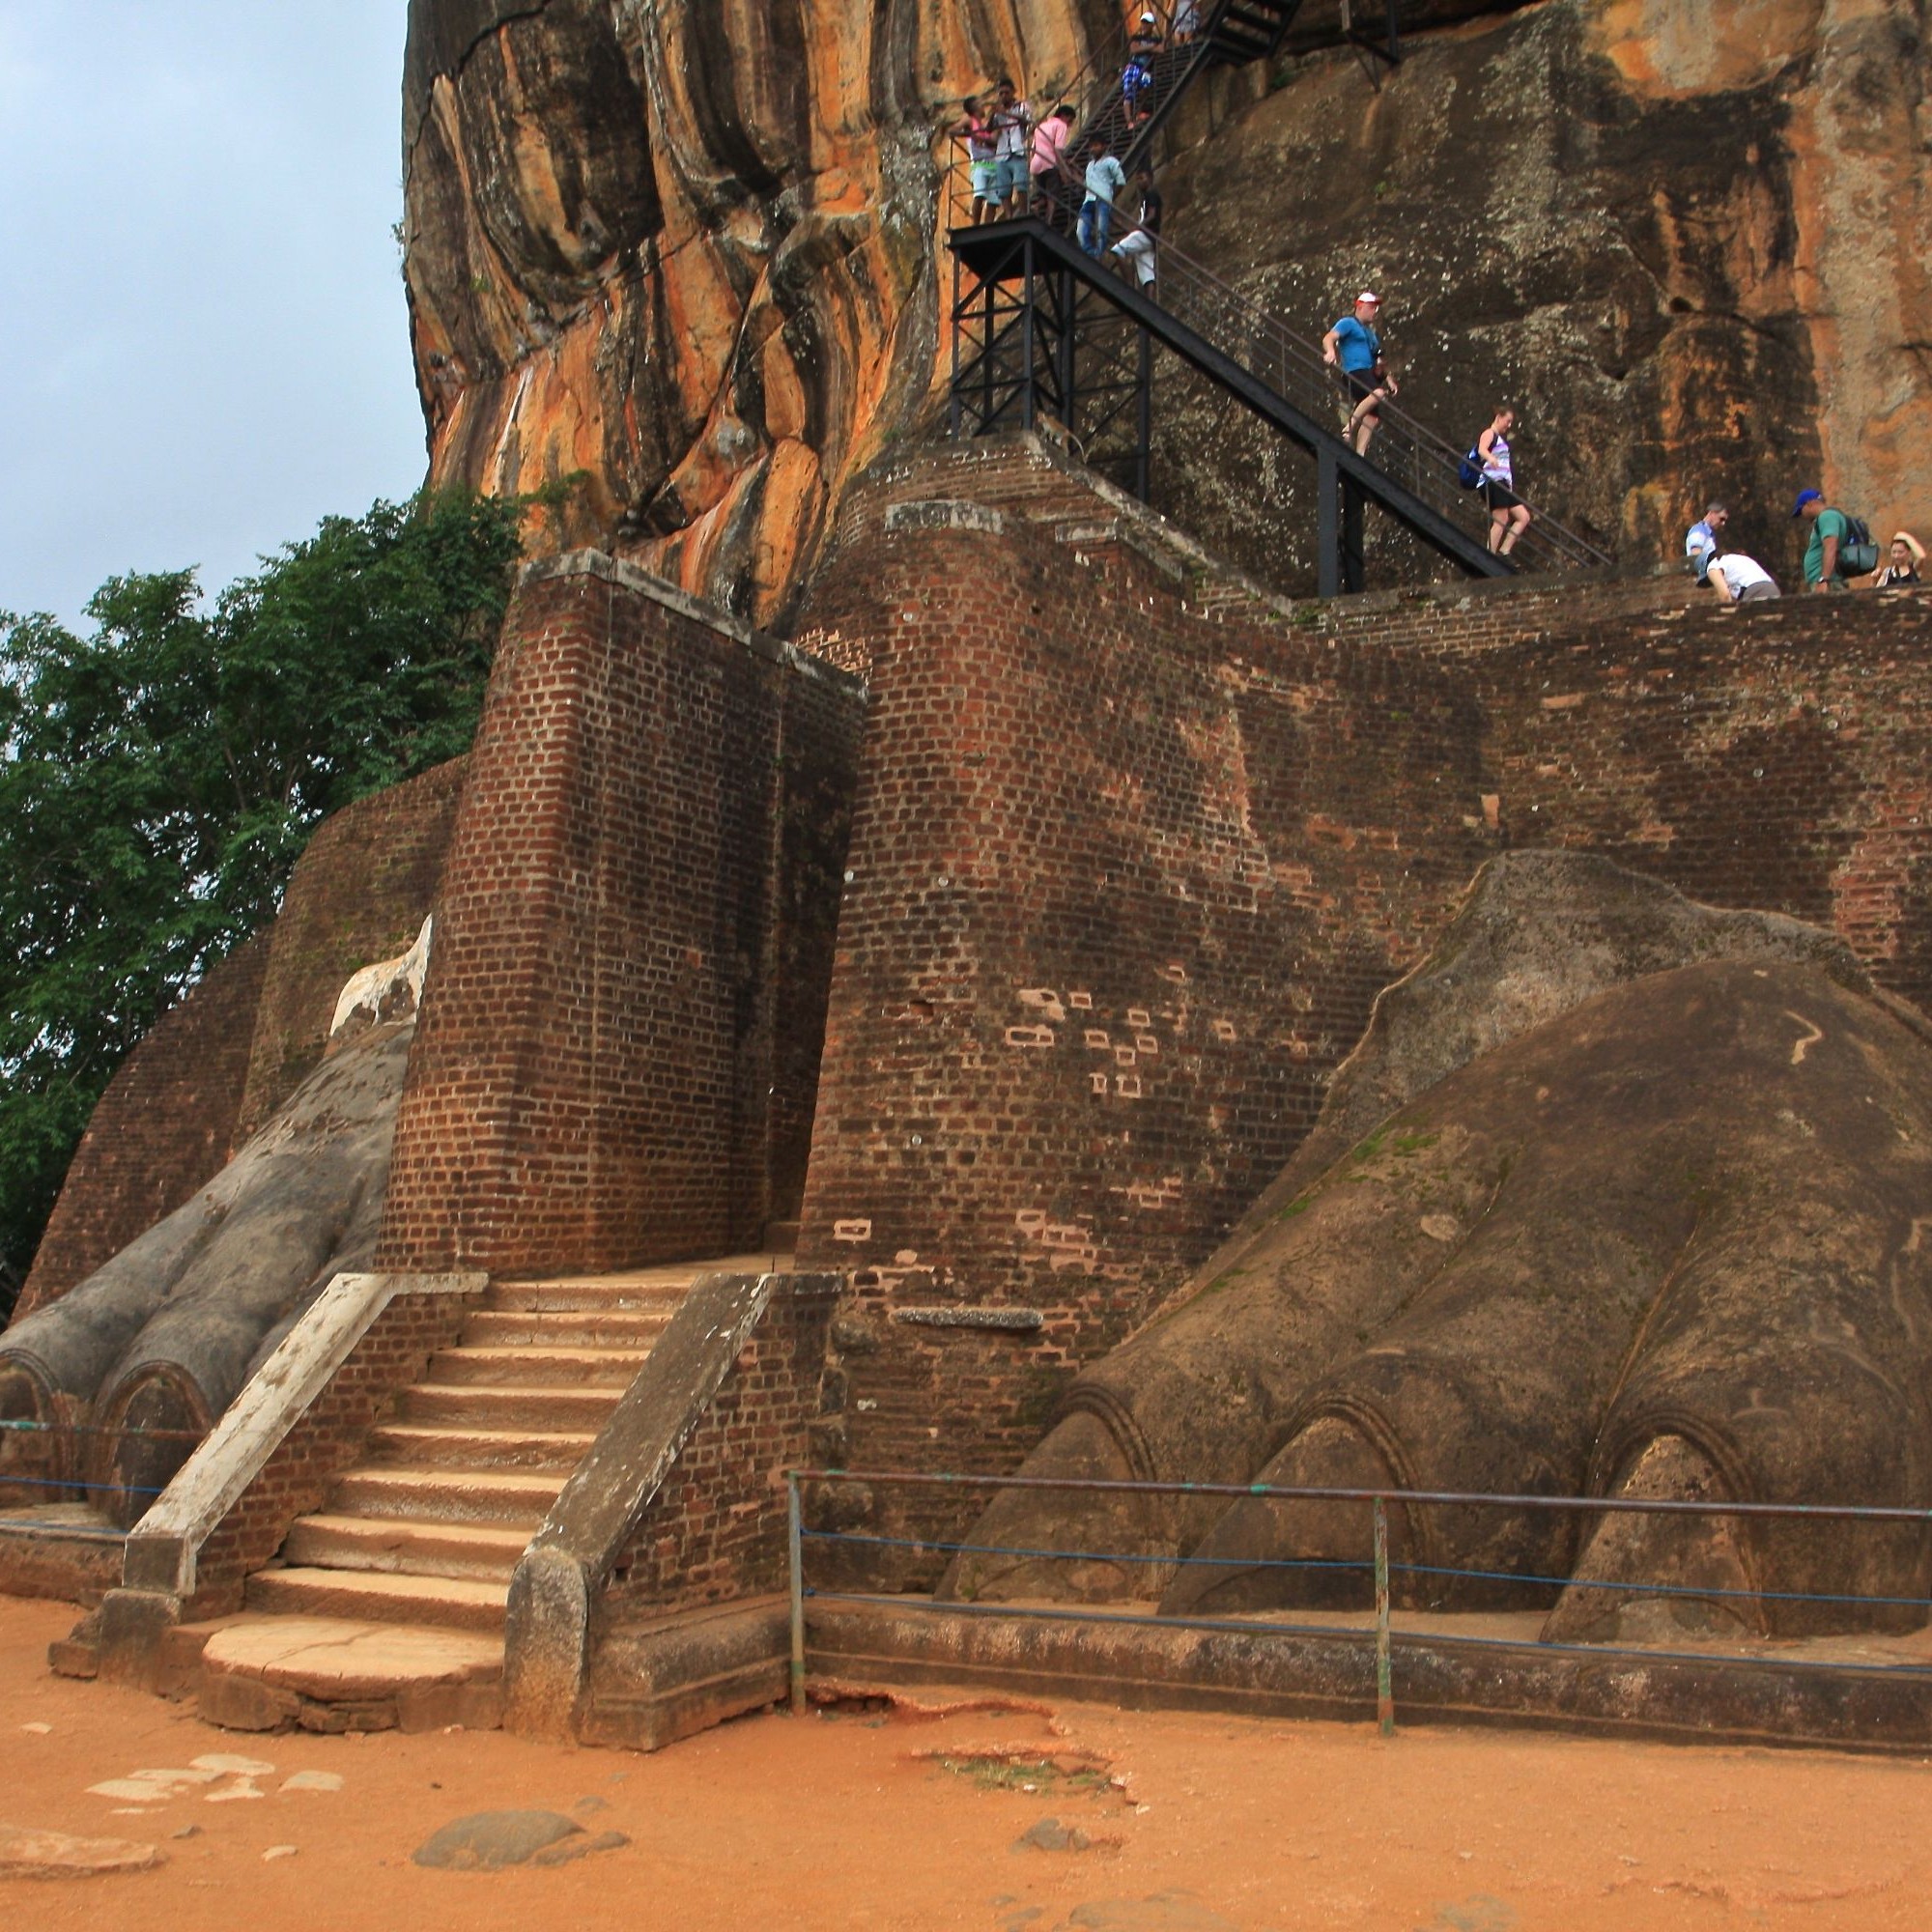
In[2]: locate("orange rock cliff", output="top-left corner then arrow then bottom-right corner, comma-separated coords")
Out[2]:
403,0 -> 1932,611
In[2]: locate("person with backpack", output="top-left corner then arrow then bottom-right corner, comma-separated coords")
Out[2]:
1793,489 -> 1879,588
1476,407 -> 1532,557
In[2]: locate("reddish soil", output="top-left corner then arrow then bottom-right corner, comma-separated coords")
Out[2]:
2,1594 -> 1930,1929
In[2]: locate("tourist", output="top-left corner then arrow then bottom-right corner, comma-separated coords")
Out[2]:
1794,489 -> 1854,590
1476,407 -> 1532,556
1173,0 -> 1200,43
1030,103 -> 1074,227
1686,501 -> 1729,579
954,97 -> 998,224
1321,292 -> 1396,456
1123,14 -> 1163,130
1705,553 -> 1780,603
1110,171 -> 1162,291
990,77 -> 1033,218
1079,135 -> 1128,256
1872,529 -> 1925,588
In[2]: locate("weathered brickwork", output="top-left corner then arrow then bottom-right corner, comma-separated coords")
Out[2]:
233,756 -> 469,1142
601,1277 -> 838,1621
376,555 -> 864,1276
17,932 -> 273,1318
793,437 -> 1932,1565
186,1288 -> 472,1615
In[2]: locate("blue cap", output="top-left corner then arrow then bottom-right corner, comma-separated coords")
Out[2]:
1792,488 -> 1824,518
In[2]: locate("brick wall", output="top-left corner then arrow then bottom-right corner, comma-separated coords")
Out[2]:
599,1277 -> 838,1621
185,1287 -> 472,1615
233,756 -> 468,1142
791,436 -> 1932,1550
376,554 -> 865,1275
16,932 -> 273,1319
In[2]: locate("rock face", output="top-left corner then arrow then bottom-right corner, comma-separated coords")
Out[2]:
946,860 -> 1932,1641
1153,0 -> 1932,589
404,0 -> 1929,610
402,0 -> 1110,627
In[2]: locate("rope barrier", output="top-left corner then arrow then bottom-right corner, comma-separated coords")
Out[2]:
790,1466 -> 1932,1526
801,1524 -> 1932,1615
0,1418 -> 205,1439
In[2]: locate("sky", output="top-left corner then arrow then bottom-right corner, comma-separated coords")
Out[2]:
1,2 -> 428,628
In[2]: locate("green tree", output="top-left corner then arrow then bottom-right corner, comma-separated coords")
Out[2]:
0,487 -> 535,1308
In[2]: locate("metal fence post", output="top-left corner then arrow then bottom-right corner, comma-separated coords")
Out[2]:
1373,1494 -> 1394,1737
787,1470 -> 806,1716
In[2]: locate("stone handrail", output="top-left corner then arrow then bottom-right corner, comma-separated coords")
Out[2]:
123,1269 -> 483,1598
503,1268 -> 841,1739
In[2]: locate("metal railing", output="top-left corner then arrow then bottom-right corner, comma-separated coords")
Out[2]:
937,17 -> 1613,579
784,1466 -> 1932,1733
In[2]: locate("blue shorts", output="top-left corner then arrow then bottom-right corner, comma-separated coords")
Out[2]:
993,155 -> 1028,201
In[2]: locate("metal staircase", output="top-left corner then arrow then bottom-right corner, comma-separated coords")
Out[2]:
944,1 -> 1610,594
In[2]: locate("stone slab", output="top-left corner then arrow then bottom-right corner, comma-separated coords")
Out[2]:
199,1615 -> 503,1699
0,1823 -> 163,1878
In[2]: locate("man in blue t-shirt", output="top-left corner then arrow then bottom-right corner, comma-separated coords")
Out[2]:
1321,292 -> 1398,454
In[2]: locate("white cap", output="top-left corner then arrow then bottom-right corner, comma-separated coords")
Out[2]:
1356,291 -> 1380,305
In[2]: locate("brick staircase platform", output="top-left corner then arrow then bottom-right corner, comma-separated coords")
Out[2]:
192,1253 -> 791,1733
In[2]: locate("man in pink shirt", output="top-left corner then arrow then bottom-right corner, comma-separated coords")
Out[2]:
1030,103 -> 1074,229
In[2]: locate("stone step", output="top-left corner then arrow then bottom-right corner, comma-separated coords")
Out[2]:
245,1566 -> 509,1634
483,1278 -> 695,1314
461,1309 -> 672,1350
397,1382 -> 624,1433
427,1344 -> 651,1388
197,1616 -> 504,1736
282,1514 -> 530,1584
363,1423 -> 597,1473
327,1465 -> 565,1528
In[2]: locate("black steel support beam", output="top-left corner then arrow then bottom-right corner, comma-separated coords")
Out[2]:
951,217 -> 1508,582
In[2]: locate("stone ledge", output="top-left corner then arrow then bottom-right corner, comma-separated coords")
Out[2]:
892,1307 -> 1046,1333
521,551 -> 865,696
809,1598 -> 1932,1754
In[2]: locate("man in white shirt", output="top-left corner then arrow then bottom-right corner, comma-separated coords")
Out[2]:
989,78 -> 1032,217
1706,553 -> 1780,603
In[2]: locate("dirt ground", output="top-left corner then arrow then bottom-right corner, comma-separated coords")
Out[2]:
3,1596 -> 1931,1930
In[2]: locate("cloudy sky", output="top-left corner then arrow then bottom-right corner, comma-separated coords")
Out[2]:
1,2 -> 427,627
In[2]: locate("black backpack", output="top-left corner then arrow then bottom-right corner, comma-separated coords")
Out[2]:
1837,514 -> 1880,577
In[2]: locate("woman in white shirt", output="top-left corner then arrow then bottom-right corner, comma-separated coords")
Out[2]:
1477,408 -> 1532,557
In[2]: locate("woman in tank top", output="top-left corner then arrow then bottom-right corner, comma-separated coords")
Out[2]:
1477,407 -> 1532,558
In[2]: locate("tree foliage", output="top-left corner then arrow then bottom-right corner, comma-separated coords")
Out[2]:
0,488 -> 534,1306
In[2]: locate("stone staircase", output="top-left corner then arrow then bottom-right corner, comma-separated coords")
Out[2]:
193,1254 -> 788,1732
